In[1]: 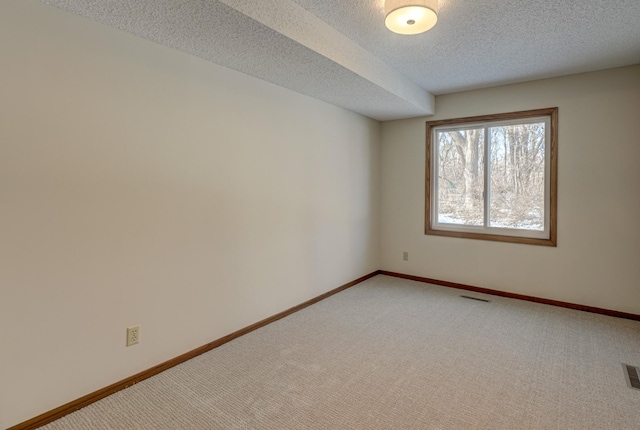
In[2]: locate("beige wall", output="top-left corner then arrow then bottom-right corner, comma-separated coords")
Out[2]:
381,65 -> 640,315
0,1 -> 380,427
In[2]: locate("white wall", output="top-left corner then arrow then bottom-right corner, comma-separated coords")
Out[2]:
381,65 -> 640,315
0,1 -> 380,427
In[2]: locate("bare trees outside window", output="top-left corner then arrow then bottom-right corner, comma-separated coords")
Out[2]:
426,108 -> 558,246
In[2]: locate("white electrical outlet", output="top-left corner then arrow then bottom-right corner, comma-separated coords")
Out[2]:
403,252 -> 409,261
126,325 -> 140,347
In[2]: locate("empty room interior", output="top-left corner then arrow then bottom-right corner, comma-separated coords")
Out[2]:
2,0 -> 640,429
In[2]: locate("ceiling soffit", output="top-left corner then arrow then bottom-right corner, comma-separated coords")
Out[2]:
40,0 -> 435,120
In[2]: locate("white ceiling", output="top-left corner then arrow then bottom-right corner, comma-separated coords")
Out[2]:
40,0 -> 640,121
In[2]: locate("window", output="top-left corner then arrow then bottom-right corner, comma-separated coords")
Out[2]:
426,108 -> 558,246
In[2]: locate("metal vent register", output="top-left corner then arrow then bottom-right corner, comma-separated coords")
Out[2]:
460,295 -> 491,303
623,364 -> 640,390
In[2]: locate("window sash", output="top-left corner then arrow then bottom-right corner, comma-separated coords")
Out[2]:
426,109 -> 557,246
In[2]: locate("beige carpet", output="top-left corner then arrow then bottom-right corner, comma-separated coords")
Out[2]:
41,275 -> 640,429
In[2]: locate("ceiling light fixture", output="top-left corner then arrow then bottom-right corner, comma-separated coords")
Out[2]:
385,0 -> 439,35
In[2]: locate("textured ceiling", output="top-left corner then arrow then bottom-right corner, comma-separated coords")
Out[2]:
293,0 -> 640,94
39,0 -> 640,120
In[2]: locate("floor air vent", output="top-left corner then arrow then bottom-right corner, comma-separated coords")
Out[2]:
623,364 -> 640,390
460,295 -> 490,303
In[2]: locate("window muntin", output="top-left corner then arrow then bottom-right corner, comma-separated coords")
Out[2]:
426,108 -> 557,246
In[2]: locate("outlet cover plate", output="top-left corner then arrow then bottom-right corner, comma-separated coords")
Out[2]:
127,325 -> 140,347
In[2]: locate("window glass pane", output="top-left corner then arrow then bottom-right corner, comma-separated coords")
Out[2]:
488,122 -> 545,230
437,128 -> 485,226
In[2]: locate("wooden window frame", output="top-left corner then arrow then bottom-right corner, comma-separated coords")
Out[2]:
425,107 -> 558,246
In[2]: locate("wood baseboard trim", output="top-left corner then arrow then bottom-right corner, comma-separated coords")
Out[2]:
10,271 -> 378,430
379,270 -> 640,322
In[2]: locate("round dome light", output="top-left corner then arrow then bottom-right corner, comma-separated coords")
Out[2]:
385,0 -> 439,35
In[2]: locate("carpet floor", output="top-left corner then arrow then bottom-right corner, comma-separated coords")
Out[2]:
41,275 -> 640,429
